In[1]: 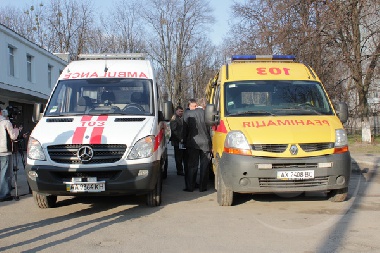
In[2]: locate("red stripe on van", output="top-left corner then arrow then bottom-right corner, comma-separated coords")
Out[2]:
89,116 -> 108,144
72,116 -> 109,144
81,115 -> 93,121
154,128 -> 164,151
97,115 -> 108,121
90,127 -> 104,144
72,127 -> 87,144
213,120 -> 227,133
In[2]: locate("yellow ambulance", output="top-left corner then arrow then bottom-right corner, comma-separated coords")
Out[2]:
205,55 -> 351,206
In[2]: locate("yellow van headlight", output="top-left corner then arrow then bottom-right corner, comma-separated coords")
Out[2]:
224,131 -> 252,156
334,129 -> 348,154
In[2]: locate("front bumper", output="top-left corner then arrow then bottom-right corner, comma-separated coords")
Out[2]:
218,152 -> 351,193
25,161 -> 161,196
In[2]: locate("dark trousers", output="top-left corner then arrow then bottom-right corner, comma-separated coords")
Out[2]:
185,148 -> 211,191
173,145 -> 184,174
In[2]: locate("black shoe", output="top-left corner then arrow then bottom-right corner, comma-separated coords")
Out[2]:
0,195 -> 13,202
183,188 -> 193,192
177,172 -> 185,176
199,189 -> 208,192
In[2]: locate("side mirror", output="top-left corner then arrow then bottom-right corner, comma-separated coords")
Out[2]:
205,104 -> 217,126
33,103 -> 44,123
335,102 -> 348,123
162,101 -> 174,121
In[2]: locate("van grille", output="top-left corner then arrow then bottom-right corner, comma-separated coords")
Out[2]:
270,163 -> 318,169
299,143 -> 334,152
251,142 -> 334,153
47,144 -> 127,164
259,176 -> 329,188
251,144 -> 287,153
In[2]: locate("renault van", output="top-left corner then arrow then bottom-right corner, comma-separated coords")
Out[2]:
205,55 -> 350,206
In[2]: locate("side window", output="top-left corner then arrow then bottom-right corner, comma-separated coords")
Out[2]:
214,85 -> 221,112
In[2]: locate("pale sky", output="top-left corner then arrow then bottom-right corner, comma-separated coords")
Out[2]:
0,0 -> 244,45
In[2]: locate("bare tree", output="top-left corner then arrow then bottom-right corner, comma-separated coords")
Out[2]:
45,0 -> 95,58
141,0 -> 214,106
320,0 -> 380,141
227,0 -> 380,141
92,0 -> 146,54
0,3 -> 48,47
186,38 -> 220,100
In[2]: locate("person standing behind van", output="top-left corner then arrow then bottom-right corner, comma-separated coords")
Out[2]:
170,106 -> 185,176
183,98 -> 212,192
0,107 -> 20,201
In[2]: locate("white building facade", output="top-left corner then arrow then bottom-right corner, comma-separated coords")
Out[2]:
0,24 -> 67,133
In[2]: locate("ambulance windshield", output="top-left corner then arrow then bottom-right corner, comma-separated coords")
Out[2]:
45,78 -> 154,116
224,81 -> 334,116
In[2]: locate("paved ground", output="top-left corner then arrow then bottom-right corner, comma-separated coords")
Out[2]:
1,145 -> 379,253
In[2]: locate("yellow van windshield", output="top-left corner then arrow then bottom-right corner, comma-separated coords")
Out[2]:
224,80 -> 333,116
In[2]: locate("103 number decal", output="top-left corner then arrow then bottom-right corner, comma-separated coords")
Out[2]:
256,67 -> 291,75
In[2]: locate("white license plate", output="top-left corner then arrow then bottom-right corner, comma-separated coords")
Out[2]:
66,181 -> 105,192
277,170 -> 314,180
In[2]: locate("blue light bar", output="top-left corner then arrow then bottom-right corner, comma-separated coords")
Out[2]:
231,55 -> 296,61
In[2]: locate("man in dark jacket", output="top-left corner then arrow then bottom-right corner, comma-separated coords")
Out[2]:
170,106 -> 185,176
183,98 -> 212,192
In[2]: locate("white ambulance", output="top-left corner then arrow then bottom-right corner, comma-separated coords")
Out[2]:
26,53 -> 173,208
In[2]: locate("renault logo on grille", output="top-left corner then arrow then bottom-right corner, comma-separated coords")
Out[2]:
77,146 -> 94,162
289,144 -> 298,155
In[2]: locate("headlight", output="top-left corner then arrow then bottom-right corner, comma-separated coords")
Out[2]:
27,137 -> 46,160
224,131 -> 252,156
334,129 -> 349,154
335,129 -> 348,147
127,136 -> 155,159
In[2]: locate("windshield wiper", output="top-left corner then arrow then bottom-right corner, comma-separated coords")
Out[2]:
275,106 -> 322,115
228,110 -> 275,116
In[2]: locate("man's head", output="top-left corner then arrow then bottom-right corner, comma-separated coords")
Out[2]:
197,98 -> 207,109
187,98 -> 197,110
175,106 -> 184,117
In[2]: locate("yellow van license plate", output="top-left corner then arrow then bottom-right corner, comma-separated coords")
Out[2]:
66,182 -> 105,192
277,170 -> 314,180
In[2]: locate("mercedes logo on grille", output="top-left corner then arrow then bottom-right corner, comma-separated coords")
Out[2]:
289,144 -> 298,155
77,146 -> 94,162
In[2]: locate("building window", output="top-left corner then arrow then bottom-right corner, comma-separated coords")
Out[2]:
27,54 -> 33,82
48,64 -> 53,88
8,46 -> 15,76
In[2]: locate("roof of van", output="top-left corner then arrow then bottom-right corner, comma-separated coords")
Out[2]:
59,59 -> 154,80
222,60 -> 320,82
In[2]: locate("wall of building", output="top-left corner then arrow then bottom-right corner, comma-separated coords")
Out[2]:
0,24 -> 68,134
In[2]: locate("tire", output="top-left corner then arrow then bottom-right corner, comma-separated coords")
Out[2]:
33,191 -> 57,208
147,172 -> 162,207
328,187 -> 348,202
162,156 -> 168,179
217,167 -> 233,206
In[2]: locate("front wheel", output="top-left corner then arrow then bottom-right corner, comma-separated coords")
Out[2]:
146,173 -> 162,207
162,156 -> 168,179
33,191 -> 57,208
217,168 -> 233,206
328,187 -> 348,202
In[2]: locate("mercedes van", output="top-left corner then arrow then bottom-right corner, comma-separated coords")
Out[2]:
26,53 -> 173,208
